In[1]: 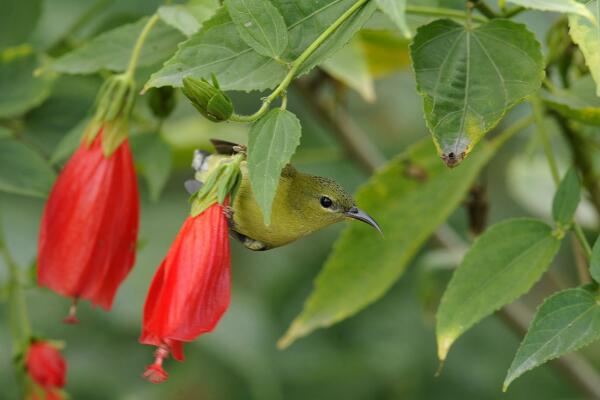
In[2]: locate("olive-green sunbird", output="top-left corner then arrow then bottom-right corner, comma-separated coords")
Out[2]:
185,140 -> 382,251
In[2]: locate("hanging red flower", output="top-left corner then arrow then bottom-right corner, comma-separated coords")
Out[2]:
38,127 -> 139,318
25,340 -> 67,400
140,202 -> 231,383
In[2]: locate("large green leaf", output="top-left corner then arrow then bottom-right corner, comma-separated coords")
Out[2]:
278,138 -> 496,349
225,0 -> 288,58
145,1 -> 376,91
552,168 -> 581,226
157,0 -> 220,37
504,287 -> 600,390
0,0 -> 42,49
48,17 -> 186,75
436,219 -> 562,361
569,1 -> 600,96
248,109 -> 301,225
376,0 -> 410,38
543,76 -> 600,126
411,19 -> 543,167
130,133 -> 173,202
0,138 -> 56,197
0,47 -> 55,118
508,0 -> 596,22
321,38 -> 375,102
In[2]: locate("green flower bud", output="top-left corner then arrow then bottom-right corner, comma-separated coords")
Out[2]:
148,86 -> 176,119
182,76 -> 233,122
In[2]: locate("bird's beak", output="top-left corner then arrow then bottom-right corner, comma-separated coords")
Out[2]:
345,206 -> 383,235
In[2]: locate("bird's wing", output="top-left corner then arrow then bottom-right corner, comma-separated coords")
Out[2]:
210,139 -> 241,155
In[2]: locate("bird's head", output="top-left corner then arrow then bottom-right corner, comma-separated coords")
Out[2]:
293,174 -> 382,234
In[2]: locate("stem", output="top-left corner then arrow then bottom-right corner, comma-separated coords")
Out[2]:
405,5 -> 487,22
231,0 -> 370,122
470,0 -> 498,19
530,96 -> 593,261
503,6 -> 526,18
124,14 -> 161,81
0,212 -> 31,344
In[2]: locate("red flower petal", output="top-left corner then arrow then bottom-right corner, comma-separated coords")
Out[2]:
140,203 -> 231,361
38,129 -> 139,310
25,341 -> 67,389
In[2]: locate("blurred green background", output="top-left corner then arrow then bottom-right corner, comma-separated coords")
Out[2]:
0,0 -> 597,398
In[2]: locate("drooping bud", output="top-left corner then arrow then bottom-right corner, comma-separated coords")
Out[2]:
83,74 -> 136,156
181,76 -> 233,122
148,86 -> 176,119
25,340 -> 67,399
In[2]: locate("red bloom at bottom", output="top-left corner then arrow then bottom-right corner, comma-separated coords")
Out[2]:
140,203 -> 231,382
25,341 -> 67,399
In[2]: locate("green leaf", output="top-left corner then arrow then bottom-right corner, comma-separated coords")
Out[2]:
322,38 -> 375,102
48,17 -> 186,75
507,0 -> 596,23
158,0 -> 220,37
591,236 -> 600,283
248,108 -> 301,225
0,0 -> 42,49
358,29 -> 410,78
376,0 -> 411,38
130,133 -> 173,202
569,1 -> 600,96
0,47 -> 55,118
504,287 -> 600,390
543,76 -> 600,126
436,219 -> 561,361
278,138 -> 496,349
225,0 -> 288,58
146,1 -> 376,91
411,19 -> 543,167
552,168 -> 581,225
49,118 -> 88,165
0,138 -> 56,197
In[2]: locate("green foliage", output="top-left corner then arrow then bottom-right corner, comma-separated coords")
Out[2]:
0,138 -> 56,197
48,17 -> 185,75
278,139 -> 495,349
248,109 -> 301,225
376,0 -> 410,38
411,19 -> 543,167
0,0 -> 42,49
225,0 -> 289,58
157,0 -> 219,36
591,237 -> 600,283
436,219 -> 561,360
552,168 -> 581,226
130,133 -> 172,202
145,1 -> 376,91
321,38 -> 375,102
0,48 -> 55,118
543,76 -> 600,126
507,0 -> 596,22
504,287 -> 600,389
568,0 -> 600,96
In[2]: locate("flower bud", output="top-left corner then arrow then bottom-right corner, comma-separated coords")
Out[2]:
182,76 -> 233,122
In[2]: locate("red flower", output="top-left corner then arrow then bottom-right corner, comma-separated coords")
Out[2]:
25,341 -> 66,397
38,128 -> 139,317
140,202 -> 231,383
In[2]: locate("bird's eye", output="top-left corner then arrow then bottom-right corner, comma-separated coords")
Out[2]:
320,196 -> 333,209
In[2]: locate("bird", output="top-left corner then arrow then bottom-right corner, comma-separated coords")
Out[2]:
185,140 -> 382,251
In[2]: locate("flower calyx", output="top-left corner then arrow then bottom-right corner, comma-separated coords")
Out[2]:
84,74 -> 136,156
